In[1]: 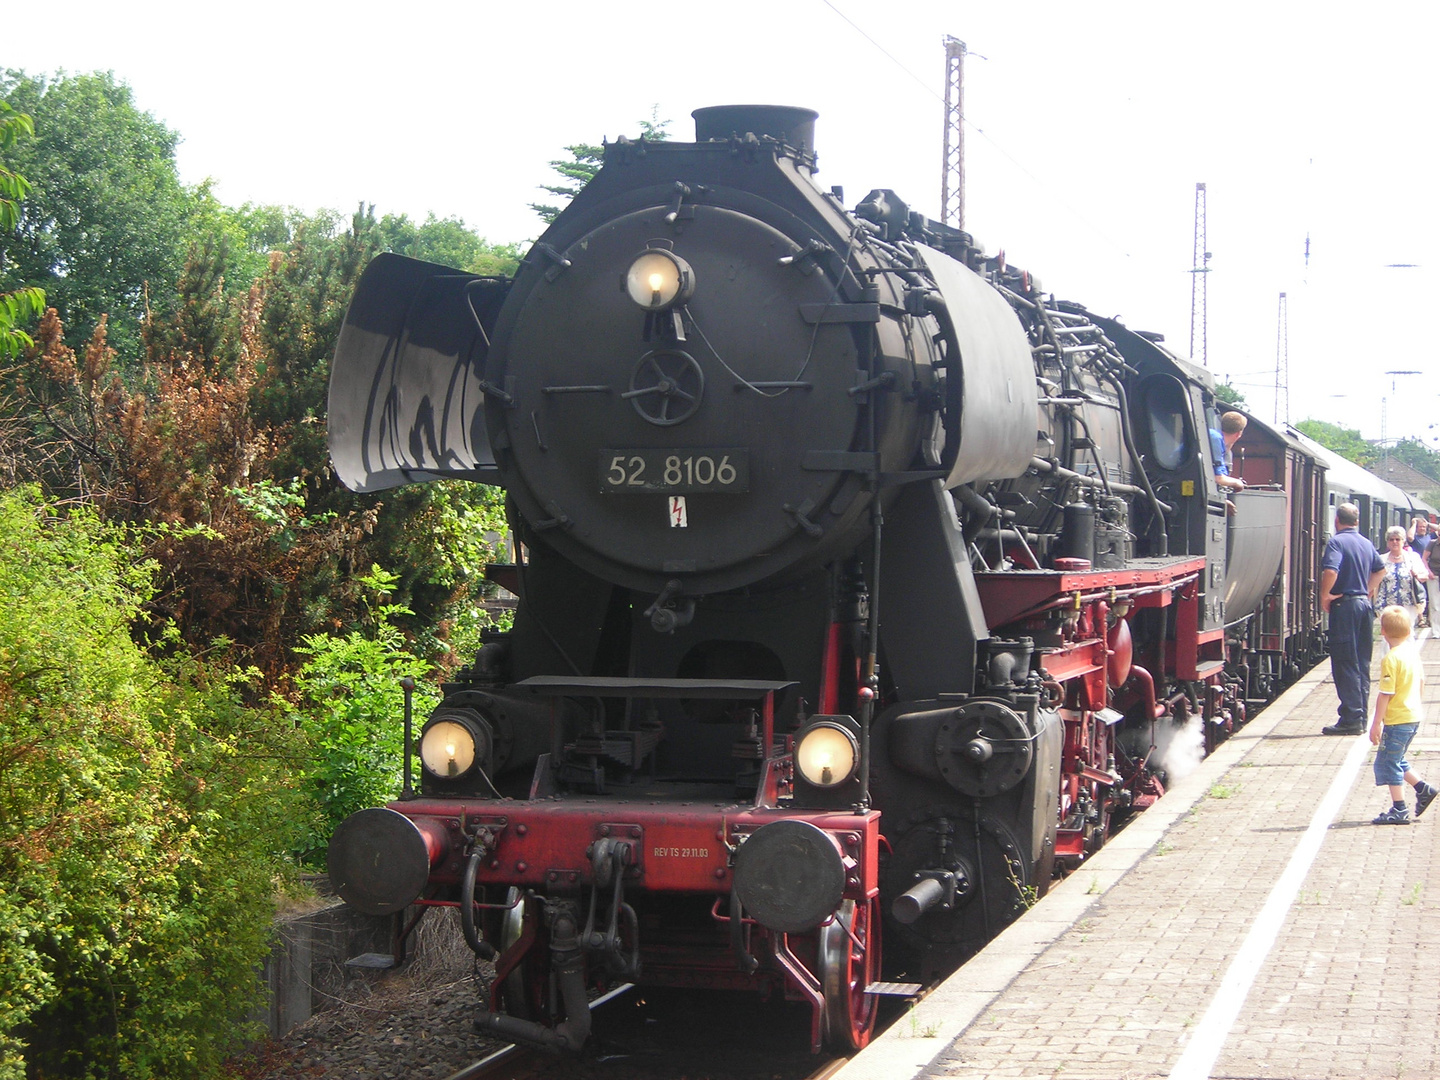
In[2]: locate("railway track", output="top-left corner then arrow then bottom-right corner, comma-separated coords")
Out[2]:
440,981 -> 635,1080
439,979 -> 930,1080
234,900 -> 930,1080
443,1044 -> 853,1080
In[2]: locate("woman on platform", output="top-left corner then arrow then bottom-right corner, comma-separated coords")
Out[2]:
1374,525 -> 1430,651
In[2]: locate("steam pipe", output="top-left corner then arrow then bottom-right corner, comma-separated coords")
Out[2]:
1063,409 -> 1114,497
975,527 -> 1035,543
1029,457 -> 1167,510
953,483 -> 997,524
1025,289 -> 1166,552
954,484 -> 997,550
1129,664 -> 1168,720
459,851 -> 498,960
729,890 -> 759,973
474,907 -> 591,1053
857,512 -> 879,811
857,295 -> 884,812
975,527 -> 1042,569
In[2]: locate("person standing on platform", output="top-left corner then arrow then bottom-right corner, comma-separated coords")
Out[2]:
1373,525 -> 1429,648
1408,516 -> 1436,627
1368,605 -> 1438,824
1319,502 -> 1385,736
1428,539 -> 1440,623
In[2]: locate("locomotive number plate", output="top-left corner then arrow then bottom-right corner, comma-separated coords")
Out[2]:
600,449 -> 749,494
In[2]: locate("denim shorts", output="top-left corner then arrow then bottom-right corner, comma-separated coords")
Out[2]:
1374,722 -> 1419,786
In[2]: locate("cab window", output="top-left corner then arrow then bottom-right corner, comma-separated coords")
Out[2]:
1140,375 -> 1191,472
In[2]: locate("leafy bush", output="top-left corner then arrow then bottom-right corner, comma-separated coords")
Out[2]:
288,566 -> 438,863
0,487 -> 301,1078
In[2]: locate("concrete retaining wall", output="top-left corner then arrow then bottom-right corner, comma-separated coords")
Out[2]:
260,901 -> 393,1037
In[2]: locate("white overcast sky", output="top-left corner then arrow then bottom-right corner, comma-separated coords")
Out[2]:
14,0 -> 1440,444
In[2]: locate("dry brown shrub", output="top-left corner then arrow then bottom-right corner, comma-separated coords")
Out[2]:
6,277 -> 374,682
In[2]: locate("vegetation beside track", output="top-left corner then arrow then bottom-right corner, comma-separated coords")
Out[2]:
0,70 -> 522,1078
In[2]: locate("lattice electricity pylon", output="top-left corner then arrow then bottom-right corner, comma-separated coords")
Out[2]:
1189,182 -> 1210,365
1274,292 -> 1288,425
941,36 -> 966,229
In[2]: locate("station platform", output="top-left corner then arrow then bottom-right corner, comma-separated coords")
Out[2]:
839,632 -> 1440,1080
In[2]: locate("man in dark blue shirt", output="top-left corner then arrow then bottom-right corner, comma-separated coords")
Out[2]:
1319,502 -> 1385,735
1407,517 -> 1433,559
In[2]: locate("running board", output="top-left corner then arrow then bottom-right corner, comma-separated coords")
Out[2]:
867,981 -> 923,996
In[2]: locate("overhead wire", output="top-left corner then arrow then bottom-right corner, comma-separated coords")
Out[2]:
817,0 -> 1136,259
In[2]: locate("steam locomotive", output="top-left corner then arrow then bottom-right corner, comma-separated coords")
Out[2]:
322,105 -> 1417,1054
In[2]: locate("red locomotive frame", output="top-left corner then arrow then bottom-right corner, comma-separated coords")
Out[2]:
363,555 -> 1224,1052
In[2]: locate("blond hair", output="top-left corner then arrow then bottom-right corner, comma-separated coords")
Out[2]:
1380,605 -> 1413,641
1220,411 -> 1247,436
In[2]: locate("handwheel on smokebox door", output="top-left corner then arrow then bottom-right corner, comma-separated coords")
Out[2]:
820,897 -> 880,1052
625,350 -> 705,427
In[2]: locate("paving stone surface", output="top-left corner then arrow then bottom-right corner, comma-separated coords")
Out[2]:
916,636 -> 1440,1080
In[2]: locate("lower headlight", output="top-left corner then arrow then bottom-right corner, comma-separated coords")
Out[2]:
795,721 -> 860,788
419,713 -> 489,780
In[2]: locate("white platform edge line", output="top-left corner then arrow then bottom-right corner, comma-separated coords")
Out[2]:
1165,728 -> 1370,1080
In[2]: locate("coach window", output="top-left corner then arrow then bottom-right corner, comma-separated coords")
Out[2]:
1139,375 -> 1190,471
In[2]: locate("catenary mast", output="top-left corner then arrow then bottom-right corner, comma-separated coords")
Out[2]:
1274,292 -> 1289,425
1189,183 -> 1210,366
941,37 -> 966,229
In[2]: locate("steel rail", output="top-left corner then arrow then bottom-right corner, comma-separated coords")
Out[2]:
438,982 -> 634,1080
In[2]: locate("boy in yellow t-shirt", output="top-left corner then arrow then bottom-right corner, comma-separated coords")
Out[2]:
1370,606 -> 1437,824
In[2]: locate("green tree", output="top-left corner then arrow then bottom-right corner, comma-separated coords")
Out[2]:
530,141 -> 604,225
183,188 -> 309,301
1387,437 -> 1440,484
243,206 -> 512,665
1295,418 -> 1379,468
235,205 -> 376,504
1213,380 -> 1247,408
531,109 -> 671,225
0,71 -> 192,360
375,211 -> 522,276
0,73 -> 519,679
0,100 -> 44,358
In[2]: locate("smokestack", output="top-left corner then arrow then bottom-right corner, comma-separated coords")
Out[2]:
692,105 -> 819,155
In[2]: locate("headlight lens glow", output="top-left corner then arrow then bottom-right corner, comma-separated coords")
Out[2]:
625,250 -> 693,310
420,719 -> 478,779
795,722 -> 860,788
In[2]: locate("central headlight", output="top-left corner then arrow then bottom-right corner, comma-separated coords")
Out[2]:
795,721 -> 860,788
419,715 -> 489,779
625,248 -> 694,311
